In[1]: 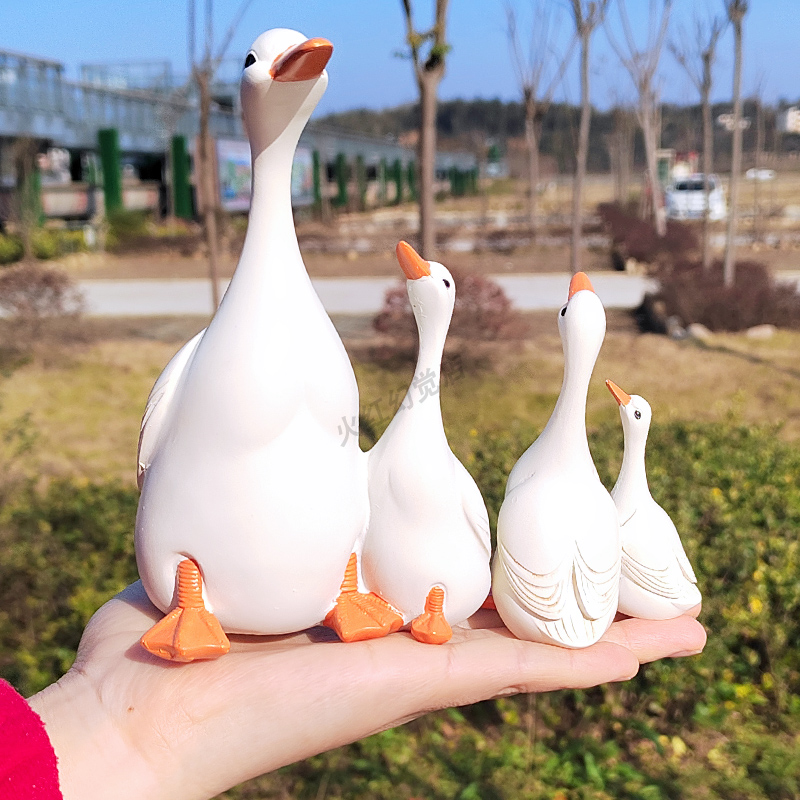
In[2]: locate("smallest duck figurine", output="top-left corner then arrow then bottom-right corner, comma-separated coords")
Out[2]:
606,380 -> 702,619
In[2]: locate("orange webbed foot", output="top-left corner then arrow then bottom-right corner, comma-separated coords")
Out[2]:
323,554 -> 403,643
141,559 -> 230,663
410,586 -> 452,645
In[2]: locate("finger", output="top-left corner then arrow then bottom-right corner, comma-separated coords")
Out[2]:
412,627 -> 640,712
601,614 -> 707,664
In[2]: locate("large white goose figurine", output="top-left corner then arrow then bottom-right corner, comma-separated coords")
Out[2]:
360,242 -> 491,644
606,380 -> 702,619
136,29 -> 399,662
492,273 -> 621,648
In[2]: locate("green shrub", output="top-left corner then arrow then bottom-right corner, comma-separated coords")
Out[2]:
31,229 -> 59,260
54,229 -> 89,255
1,420 -> 799,798
0,480 -> 139,695
0,233 -> 24,265
106,209 -> 149,251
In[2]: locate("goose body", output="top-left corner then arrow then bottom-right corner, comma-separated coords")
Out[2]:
361,243 -> 491,643
606,381 -> 701,619
135,29 -> 367,643
492,273 -> 621,648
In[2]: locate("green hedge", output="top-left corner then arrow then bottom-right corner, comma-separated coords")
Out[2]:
1,421 -> 799,798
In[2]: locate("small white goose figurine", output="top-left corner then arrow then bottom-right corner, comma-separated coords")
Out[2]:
492,273 -> 620,648
360,241 -> 492,644
606,380 -> 702,619
136,29 -> 397,662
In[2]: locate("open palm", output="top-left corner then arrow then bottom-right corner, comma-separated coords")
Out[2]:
30,582 -> 705,800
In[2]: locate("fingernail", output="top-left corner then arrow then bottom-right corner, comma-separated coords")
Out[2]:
669,648 -> 704,658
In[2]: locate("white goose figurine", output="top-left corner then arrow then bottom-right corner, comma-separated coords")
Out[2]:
492,273 -> 620,648
135,29 -> 397,662
606,380 -> 702,619
359,242 -> 491,644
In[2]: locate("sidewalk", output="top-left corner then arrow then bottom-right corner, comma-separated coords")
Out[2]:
77,273 -> 662,317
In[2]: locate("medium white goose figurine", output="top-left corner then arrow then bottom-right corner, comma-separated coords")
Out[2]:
606,380 -> 702,619
492,273 -> 620,648
136,29 -> 398,662
359,242 -> 491,644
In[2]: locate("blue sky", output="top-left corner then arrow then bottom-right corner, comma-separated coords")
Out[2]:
3,1 -> 796,117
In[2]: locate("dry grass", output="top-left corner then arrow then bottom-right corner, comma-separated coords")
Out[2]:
0,319 -> 798,486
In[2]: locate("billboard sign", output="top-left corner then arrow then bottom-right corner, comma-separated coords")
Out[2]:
215,139 -> 315,211
216,138 -> 252,212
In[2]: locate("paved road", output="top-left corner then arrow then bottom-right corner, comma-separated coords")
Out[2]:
78,273 -> 664,317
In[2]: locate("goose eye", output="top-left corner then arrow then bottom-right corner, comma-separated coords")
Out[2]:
443,279 -> 451,288
634,410 -> 642,420
560,306 -> 567,317
244,52 -> 256,68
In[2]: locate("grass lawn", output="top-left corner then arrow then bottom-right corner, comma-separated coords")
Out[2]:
1,317 -> 798,486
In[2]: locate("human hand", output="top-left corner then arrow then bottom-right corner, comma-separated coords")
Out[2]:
30,582 -> 705,800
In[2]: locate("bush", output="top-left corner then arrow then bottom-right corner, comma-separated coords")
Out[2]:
373,269 -> 525,341
0,263 -> 83,323
645,259 -> 800,332
0,263 -> 84,361
598,202 -> 698,267
0,480 -> 139,695
2,420 -> 800,797
0,233 -> 24,265
106,209 -> 150,251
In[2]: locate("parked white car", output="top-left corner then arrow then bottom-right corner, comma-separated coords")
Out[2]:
665,174 -> 727,221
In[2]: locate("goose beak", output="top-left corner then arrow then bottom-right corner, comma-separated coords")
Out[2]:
271,37 -> 333,82
606,379 -> 632,407
396,240 -> 431,280
568,271 -> 594,300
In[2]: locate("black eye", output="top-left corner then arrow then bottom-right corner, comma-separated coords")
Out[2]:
560,307 -> 567,316
634,410 -> 642,420
443,279 -> 451,288
244,52 -> 256,68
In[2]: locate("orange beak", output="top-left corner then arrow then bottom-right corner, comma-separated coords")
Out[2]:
271,38 -> 333,82
568,271 -> 594,300
396,240 -> 431,280
606,379 -> 632,407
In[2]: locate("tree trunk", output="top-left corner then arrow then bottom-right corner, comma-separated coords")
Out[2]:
571,36 -> 591,274
701,82 -> 714,270
525,99 -> 540,237
14,138 -> 39,263
723,18 -> 744,288
196,69 -> 221,309
641,97 -> 666,237
753,97 -> 764,242
417,68 -> 442,260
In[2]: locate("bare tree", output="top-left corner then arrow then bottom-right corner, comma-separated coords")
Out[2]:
750,76 -> 766,244
506,1 -> 576,237
723,0 -> 748,287
670,13 -> 725,270
12,138 -> 40,262
189,0 -> 254,308
606,0 -> 672,238
569,0 -> 608,274
400,0 -> 451,259
607,103 -> 636,203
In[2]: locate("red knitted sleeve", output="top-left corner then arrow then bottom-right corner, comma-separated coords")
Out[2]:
0,679 -> 62,799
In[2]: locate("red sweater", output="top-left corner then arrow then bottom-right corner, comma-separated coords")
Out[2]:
0,679 -> 62,799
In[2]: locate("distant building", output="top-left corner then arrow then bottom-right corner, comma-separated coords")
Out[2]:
777,106 -> 800,134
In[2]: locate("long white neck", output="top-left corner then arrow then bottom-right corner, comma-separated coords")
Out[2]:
404,313 -> 448,426
231,120 -> 305,292
536,341 -> 595,472
611,424 -> 650,519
